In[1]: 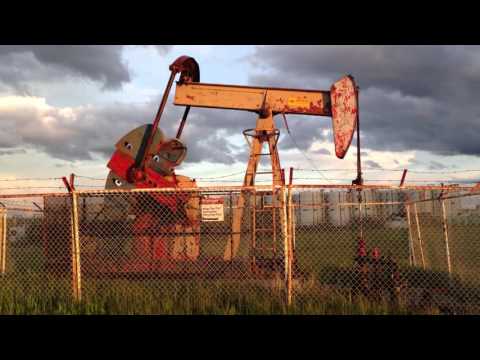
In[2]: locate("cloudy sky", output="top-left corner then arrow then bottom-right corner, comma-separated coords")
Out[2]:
1,45 -> 480,188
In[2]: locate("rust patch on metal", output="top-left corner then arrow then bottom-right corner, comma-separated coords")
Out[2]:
308,99 -> 327,114
330,75 -> 358,159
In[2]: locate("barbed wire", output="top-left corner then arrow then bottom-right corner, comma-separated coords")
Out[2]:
75,175 -> 106,181
293,177 -> 476,183
0,187 -> 67,190
193,171 -> 245,180
295,168 -> 480,174
0,177 -> 63,182
0,167 -> 478,191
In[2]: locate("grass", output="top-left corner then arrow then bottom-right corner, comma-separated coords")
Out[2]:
1,270 -> 475,314
2,216 -> 480,315
0,276 -> 436,315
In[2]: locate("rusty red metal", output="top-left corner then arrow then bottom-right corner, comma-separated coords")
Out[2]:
284,97 -> 331,116
107,146 -> 189,214
470,180 -> 480,193
357,237 -> 367,257
138,56 -> 200,174
107,150 -> 135,182
61,176 -> 72,193
69,173 -> 75,191
169,55 -> 200,83
330,75 -> 358,159
399,169 -> 408,187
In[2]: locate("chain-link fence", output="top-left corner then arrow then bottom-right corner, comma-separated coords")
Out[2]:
0,185 -> 479,314
290,185 -> 480,314
0,187 -> 289,314
0,194 -> 73,309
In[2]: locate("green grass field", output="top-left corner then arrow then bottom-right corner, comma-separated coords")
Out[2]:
0,274 -> 439,315
1,218 -> 480,315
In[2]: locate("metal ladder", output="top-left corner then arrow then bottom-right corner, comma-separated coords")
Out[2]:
251,190 -> 279,273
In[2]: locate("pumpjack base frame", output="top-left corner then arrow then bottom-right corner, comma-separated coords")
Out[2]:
44,255 -> 298,281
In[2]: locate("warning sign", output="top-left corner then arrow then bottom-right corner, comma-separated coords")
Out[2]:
288,97 -> 310,109
201,198 -> 224,222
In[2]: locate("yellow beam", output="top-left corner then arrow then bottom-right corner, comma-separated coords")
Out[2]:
174,82 -> 331,116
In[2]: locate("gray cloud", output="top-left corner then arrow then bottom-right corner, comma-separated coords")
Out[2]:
0,98 -> 154,161
7,45 -> 479,168
0,45 -> 257,165
0,45 -> 172,92
313,148 -> 331,155
277,114 -> 331,152
0,148 -> 26,156
408,158 -> 424,166
364,160 -> 382,169
0,96 -> 253,165
153,45 -> 174,55
170,107 -> 256,165
428,160 -> 447,170
250,46 -> 480,158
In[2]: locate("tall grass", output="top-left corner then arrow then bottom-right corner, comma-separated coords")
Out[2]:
3,219 -> 479,315
0,274 -> 446,315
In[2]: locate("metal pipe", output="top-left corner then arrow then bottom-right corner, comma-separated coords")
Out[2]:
69,173 -> 76,191
229,191 -> 233,262
280,187 -> 290,305
175,106 -> 191,139
400,169 -> 408,187
413,203 -> 426,270
286,185 -> 294,306
405,204 -> 416,266
251,190 -> 256,271
62,176 -> 73,193
356,103 -> 362,187
139,70 -> 177,169
441,200 -> 453,275
70,192 -> 82,301
272,191 -> 277,256
0,210 -> 6,275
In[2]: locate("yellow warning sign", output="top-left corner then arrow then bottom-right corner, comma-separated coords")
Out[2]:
288,97 -> 310,109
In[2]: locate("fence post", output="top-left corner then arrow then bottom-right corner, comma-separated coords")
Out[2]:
251,190 -> 256,271
441,199 -> 452,275
280,186 -> 292,306
286,184 -> 294,307
0,209 -> 6,275
288,169 -> 296,260
413,203 -> 426,269
405,204 -> 416,267
70,191 -> 82,301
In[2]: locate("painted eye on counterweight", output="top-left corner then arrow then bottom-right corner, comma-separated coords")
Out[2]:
152,155 -> 160,162
114,179 -> 123,187
124,142 -> 133,150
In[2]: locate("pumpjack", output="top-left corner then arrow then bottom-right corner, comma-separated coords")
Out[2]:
44,55 -> 360,276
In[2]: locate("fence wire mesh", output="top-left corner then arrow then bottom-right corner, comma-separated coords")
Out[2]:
75,188 -> 287,310
0,194 -> 73,308
0,188 -> 289,314
290,186 -> 480,314
0,185 -> 479,314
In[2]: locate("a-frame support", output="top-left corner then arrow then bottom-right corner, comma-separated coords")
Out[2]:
224,109 -> 284,261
